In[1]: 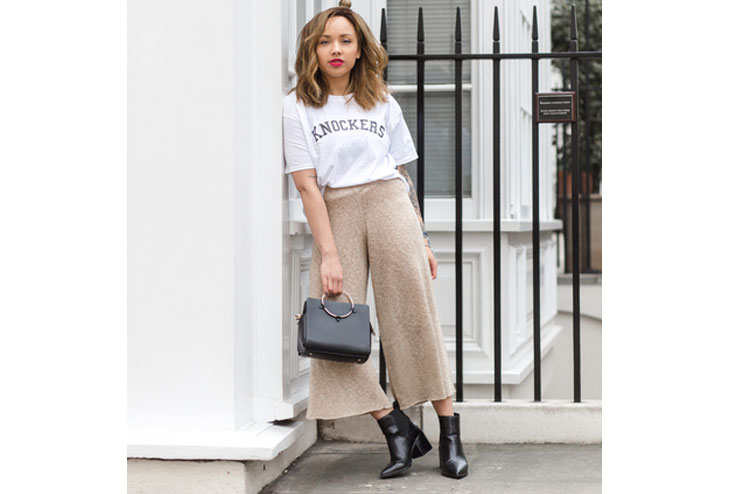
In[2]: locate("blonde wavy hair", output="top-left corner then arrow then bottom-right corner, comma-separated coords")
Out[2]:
288,0 -> 390,111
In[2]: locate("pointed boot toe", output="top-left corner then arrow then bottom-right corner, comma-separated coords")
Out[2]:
376,401 -> 432,479
380,459 -> 409,479
438,412 -> 469,479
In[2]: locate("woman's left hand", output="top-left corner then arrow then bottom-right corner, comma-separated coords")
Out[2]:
426,245 -> 438,280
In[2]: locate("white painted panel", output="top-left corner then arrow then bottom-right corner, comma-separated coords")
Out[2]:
129,0 -> 238,431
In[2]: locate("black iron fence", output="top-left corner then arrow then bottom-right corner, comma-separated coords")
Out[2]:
376,5 -> 601,403
553,1 -> 601,275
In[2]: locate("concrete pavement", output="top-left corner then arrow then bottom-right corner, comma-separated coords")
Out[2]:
259,439 -> 602,493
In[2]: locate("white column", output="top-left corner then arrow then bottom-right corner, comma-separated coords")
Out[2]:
128,0 -> 238,431
129,0 -> 307,459
236,0 -> 296,422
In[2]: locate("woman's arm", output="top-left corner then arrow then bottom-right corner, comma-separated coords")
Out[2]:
292,169 -> 337,256
291,169 -> 343,295
396,165 -> 433,252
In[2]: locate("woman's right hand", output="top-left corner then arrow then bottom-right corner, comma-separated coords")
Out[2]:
320,251 -> 344,298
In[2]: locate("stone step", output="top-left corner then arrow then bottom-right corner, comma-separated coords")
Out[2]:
319,399 -> 601,444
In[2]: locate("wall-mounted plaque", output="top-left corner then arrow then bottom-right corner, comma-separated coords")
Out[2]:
535,92 -> 576,123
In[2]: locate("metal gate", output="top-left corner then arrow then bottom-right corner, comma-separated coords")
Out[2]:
376,5 -> 602,403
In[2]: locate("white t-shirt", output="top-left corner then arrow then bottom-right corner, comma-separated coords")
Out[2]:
282,91 -> 418,196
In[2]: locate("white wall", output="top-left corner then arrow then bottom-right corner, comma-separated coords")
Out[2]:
128,0 -> 237,430
129,0 -> 286,436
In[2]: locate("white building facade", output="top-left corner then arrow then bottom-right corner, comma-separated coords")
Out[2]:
128,0 -> 572,490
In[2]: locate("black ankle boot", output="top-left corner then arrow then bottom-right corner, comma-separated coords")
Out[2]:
375,401 -> 433,479
438,412 -> 469,478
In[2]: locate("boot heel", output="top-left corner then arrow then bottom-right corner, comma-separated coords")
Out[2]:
411,430 -> 432,458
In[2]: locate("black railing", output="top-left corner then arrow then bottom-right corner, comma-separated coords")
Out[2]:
554,0 -> 601,275
376,5 -> 601,403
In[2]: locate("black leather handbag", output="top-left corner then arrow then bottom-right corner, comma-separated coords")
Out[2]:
295,290 -> 375,364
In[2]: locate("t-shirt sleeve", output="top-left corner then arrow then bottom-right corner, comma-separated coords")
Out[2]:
282,94 -> 315,174
387,94 -> 419,166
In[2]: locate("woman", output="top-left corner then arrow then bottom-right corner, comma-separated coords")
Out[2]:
282,0 -> 468,480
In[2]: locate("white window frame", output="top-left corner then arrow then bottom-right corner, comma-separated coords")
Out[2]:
380,0 -> 479,222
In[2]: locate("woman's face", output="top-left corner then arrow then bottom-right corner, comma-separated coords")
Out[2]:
315,16 -> 361,90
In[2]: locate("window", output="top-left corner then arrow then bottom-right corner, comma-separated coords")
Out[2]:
386,0 -> 472,198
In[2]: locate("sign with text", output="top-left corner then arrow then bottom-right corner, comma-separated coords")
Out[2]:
535,92 -> 576,123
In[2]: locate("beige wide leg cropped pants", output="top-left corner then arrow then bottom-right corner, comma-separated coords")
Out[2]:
305,177 -> 456,420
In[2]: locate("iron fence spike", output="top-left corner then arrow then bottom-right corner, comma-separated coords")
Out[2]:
570,4 -> 578,41
493,6 -> 500,41
455,6 -> 461,42
417,7 -> 424,42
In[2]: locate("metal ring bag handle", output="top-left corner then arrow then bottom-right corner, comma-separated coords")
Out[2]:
320,290 -> 355,319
